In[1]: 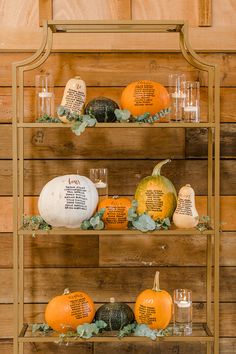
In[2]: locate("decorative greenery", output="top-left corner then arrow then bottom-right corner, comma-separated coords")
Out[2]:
58,321 -> 107,342
115,108 -> 171,124
76,321 -> 107,338
57,105 -> 97,136
32,323 -> 52,334
128,200 -> 171,232
196,215 -> 211,232
32,321 -> 171,341
37,106 -> 171,137
36,114 -> 61,123
80,208 -> 106,230
23,215 -> 52,237
118,323 -> 171,340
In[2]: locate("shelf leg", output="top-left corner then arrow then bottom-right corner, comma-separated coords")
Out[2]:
214,67 -> 220,354
12,62 -> 19,354
207,342 -> 212,354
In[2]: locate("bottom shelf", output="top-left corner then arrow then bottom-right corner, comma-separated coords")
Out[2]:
19,323 -> 214,343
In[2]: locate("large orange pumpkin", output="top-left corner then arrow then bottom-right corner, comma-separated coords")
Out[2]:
45,289 -> 95,333
134,271 -> 172,330
120,80 -> 170,117
98,196 -> 131,229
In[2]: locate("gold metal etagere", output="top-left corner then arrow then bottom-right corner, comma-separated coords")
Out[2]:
12,20 -> 220,354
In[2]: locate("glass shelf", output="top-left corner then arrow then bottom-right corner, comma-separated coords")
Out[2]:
17,122 -> 215,128
19,226 -> 214,236
19,323 -> 214,343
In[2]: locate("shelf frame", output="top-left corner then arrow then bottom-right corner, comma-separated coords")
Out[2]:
12,20 -> 220,354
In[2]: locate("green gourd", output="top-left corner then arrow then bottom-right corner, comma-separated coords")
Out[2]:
95,297 -> 134,331
85,97 -> 119,122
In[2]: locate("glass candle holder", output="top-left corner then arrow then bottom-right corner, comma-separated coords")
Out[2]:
173,289 -> 192,335
35,73 -> 54,119
89,168 -> 108,198
168,73 -> 186,122
183,81 -> 200,123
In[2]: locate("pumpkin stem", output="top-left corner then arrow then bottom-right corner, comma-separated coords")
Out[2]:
152,271 -> 160,292
63,288 -> 70,295
152,159 -> 171,176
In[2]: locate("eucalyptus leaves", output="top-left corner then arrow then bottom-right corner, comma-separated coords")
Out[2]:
128,200 -> 171,232
23,215 -> 52,237
31,321 -> 170,341
36,105 -> 172,137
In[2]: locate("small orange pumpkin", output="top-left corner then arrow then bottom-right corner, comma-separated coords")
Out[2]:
98,196 -> 131,229
45,289 -> 95,333
121,80 -> 170,117
134,271 -> 172,330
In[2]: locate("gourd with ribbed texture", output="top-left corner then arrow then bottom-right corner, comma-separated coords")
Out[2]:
95,297 -> 134,330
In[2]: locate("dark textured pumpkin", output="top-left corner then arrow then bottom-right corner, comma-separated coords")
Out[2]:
95,298 -> 134,331
85,97 -> 119,122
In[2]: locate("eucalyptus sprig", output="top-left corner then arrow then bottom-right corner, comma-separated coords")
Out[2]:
57,105 -> 97,136
114,108 -> 171,124
118,323 -> 171,340
36,114 -> 61,123
58,321 -> 107,342
23,215 -> 52,237
32,323 -> 52,334
128,200 -> 170,232
81,208 -> 106,230
196,215 -> 211,232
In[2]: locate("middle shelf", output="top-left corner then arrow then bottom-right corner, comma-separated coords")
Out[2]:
17,122 -> 215,128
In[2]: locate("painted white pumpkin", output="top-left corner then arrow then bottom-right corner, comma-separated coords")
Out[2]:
38,174 -> 98,228
173,184 -> 199,229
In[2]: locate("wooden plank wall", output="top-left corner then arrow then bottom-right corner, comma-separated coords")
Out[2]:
0,1 -> 235,354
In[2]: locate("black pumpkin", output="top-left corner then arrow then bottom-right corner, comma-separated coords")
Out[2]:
95,298 -> 134,331
85,97 -> 119,122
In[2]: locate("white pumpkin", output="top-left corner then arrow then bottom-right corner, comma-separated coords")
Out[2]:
173,184 -> 199,229
38,174 -> 98,228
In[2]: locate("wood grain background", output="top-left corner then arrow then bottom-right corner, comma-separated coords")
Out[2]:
0,1 -> 235,353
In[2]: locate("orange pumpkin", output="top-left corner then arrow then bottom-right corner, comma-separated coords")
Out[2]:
134,271 -> 172,330
45,289 -> 95,333
98,196 -> 131,229
121,80 -> 170,117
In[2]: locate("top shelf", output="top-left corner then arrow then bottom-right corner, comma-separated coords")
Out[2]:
47,20 -> 184,34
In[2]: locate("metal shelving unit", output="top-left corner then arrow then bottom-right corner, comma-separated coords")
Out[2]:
12,20 -> 220,354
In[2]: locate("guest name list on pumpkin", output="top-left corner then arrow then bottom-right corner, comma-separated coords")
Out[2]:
64,180 -> 88,211
64,88 -> 85,113
138,304 -> 157,325
70,295 -> 92,320
145,190 -> 164,212
133,82 -> 156,107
